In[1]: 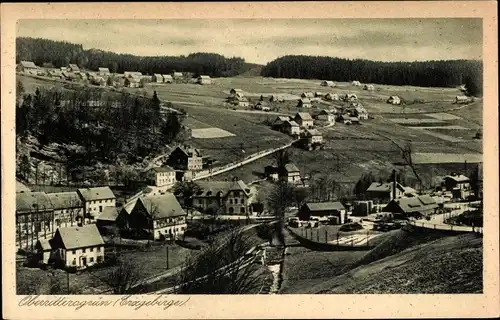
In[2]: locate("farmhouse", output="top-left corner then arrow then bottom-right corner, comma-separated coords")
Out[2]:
16,191 -> 55,242
352,80 -> 362,86
325,93 -> 340,101
443,174 -> 470,191
282,120 -> 301,136
152,74 -> 164,83
162,74 -> 173,83
17,61 -> 38,74
344,93 -> 358,101
455,95 -> 471,104
193,180 -> 252,215
98,67 -> 110,76
68,64 -> 80,72
148,166 -> 176,187
304,129 -> 323,145
294,112 -> 314,129
298,202 -> 346,224
316,109 -> 336,123
50,224 -> 105,269
366,181 -> 416,203
297,98 -> 312,108
77,187 -> 116,220
47,192 -> 84,228
230,95 -> 249,107
338,114 -> 360,125
321,81 -> 336,87
354,106 -> 369,120
173,72 -> 183,79
230,88 -> 244,95
124,76 -> 140,88
166,145 -> 203,171
382,195 -> 438,218
387,96 -> 401,105
301,92 -> 315,98
198,75 -> 212,85
284,163 -> 302,185
363,84 -> 375,91
129,194 -> 187,240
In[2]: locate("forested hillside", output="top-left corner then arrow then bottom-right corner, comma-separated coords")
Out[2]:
261,55 -> 483,94
16,37 -> 259,77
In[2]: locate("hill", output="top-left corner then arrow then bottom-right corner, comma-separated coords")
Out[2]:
16,37 -> 257,77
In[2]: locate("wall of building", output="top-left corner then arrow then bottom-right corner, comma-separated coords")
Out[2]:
62,245 -> 105,268
84,198 -> 116,219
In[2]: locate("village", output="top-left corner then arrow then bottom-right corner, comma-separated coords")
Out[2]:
15,33 -> 483,295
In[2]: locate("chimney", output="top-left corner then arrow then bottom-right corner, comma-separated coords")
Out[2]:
392,169 -> 397,200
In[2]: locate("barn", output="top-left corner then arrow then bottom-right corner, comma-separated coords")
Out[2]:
363,84 -> 375,91
352,80 -> 362,86
321,80 -> 336,87
387,96 -> 401,105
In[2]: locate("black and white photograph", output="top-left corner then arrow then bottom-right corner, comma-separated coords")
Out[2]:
2,2 -> 499,319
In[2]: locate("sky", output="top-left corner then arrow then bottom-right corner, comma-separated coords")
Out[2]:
17,19 -> 482,64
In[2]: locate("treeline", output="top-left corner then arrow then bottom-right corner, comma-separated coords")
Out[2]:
16,37 -> 260,77
16,85 -> 185,167
261,55 -> 483,92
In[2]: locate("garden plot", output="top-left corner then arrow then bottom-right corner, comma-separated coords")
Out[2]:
388,118 -> 444,125
425,112 -> 463,121
191,128 -> 236,139
412,152 -> 483,164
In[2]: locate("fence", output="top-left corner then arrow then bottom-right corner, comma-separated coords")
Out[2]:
286,227 -> 376,251
408,220 -> 482,234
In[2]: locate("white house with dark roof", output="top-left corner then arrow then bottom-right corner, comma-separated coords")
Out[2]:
299,202 -> 346,224
17,61 -> 38,74
192,180 -> 253,215
153,74 -> 164,83
324,93 -> 340,101
77,187 -> 116,220
294,112 -> 314,129
98,67 -> 110,76
148,166 -> 176,187
321,80 -> 336,87
387,96 -> 401,105
166,145 -> 203,171
129,193 -> 187,240
283,120 -> 300,136
197,75 -> 212,84
47,192 -> 84,228
304,128 -> 323,145
316,109 -> 336,123
162,74 -> 173,83
284,163 -> 302,185
366,181 -> 416,203
50,224 -> 105,269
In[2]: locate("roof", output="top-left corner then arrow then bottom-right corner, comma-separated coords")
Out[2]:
96,206 -> 119,222
69,64 -> 79,70
55,224 -> 104,250
367,182 -> 406,193
444,174 -> 469,182
154,73 -> 163,77
176,145 -> 202,158
198,75 -> 210,79
173,72 -> 183,76
152,166 -> 175,173
284,120 -> 299,127
318,109 -> 333,115
77,187 -> 115,201
163,74 -> 173,79
37,238 -> 52,251
306,129 -> 322,136
195,180 -> 251,198
276,116 -> 291,122
299,98 -> 311,104
138,193 -> 186,219
322,80 -> 335,84
47,192 -> 83,210
16,192 -> 53,213
231,88 -> 243,92
305,202 -> 345,212
295,112 -> 313,120
389,95 -> 400,99
98,67 -> 110,73
387,195 -> 438,214
285,163 -> 300,173
20,61 -> 37,68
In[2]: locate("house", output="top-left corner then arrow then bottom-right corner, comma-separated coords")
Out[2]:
298,202 -> 346,224
230,95 -> 249,107
254,101 -> 270,111
162,74 -> 173,83
148,166 -> 176,187
129,194 -> 187,240
124,76 -> 140,88
316,109 -> 336,123
50,224 -> 105,269
34,239 -> 53,265
284,163 -> 302,185
363,84 -> 375,91
68,64 -> 80,72
16,192 -> 55,242
60,67 -> 68,72
366,181 -> 416,203
294,112 -> 314,129
443,174 -> 470,191
352,80 -> 362,86
47,192 -> 84,228
382,195 -> 438,218
95,207 -> 120,233
153,74 -> 164,83
173,72 -> 183,79
282,120 -> 301,136
344,93 -> 358,101
230,88 -> 244,95
304,129 -> 323,145
387,96 -> 401,105
91,76 -> 106,86
17,61 -> 38,74
264,166 -> 279,181
270,94 -> 285,102
353,106 -> 369,120
98,67 -> 110,76
73,72 -> 88,81
324,93 -> 340,101
124,71 -> 142,78
61,72 -> 76,82
301,92 -> 315,98
455,95 -> 471,104
321,81 -> 336,87
197,75 -> 212,85
193,180 -> 252,215
297,98 -> 312,108
77,187 -> 116,220
48,69 -> 63,79
166,145 -> 203,171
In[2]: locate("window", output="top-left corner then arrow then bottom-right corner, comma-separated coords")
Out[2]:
82,248 -> 86,253
90,247 -> 93,252
72,259 -> 76,266
97,256 -> 103,263
89,257 -> 94,263
97,247 -> 101,252
241,207 -> 246,214
234,199 -> 238,204
72,250 -> 76,254
229,199 -> 233,204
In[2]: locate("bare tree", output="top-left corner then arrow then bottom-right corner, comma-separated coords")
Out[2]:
175,228 -> 263,294
266,180 -> 295,245
103,256 -> 143,294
